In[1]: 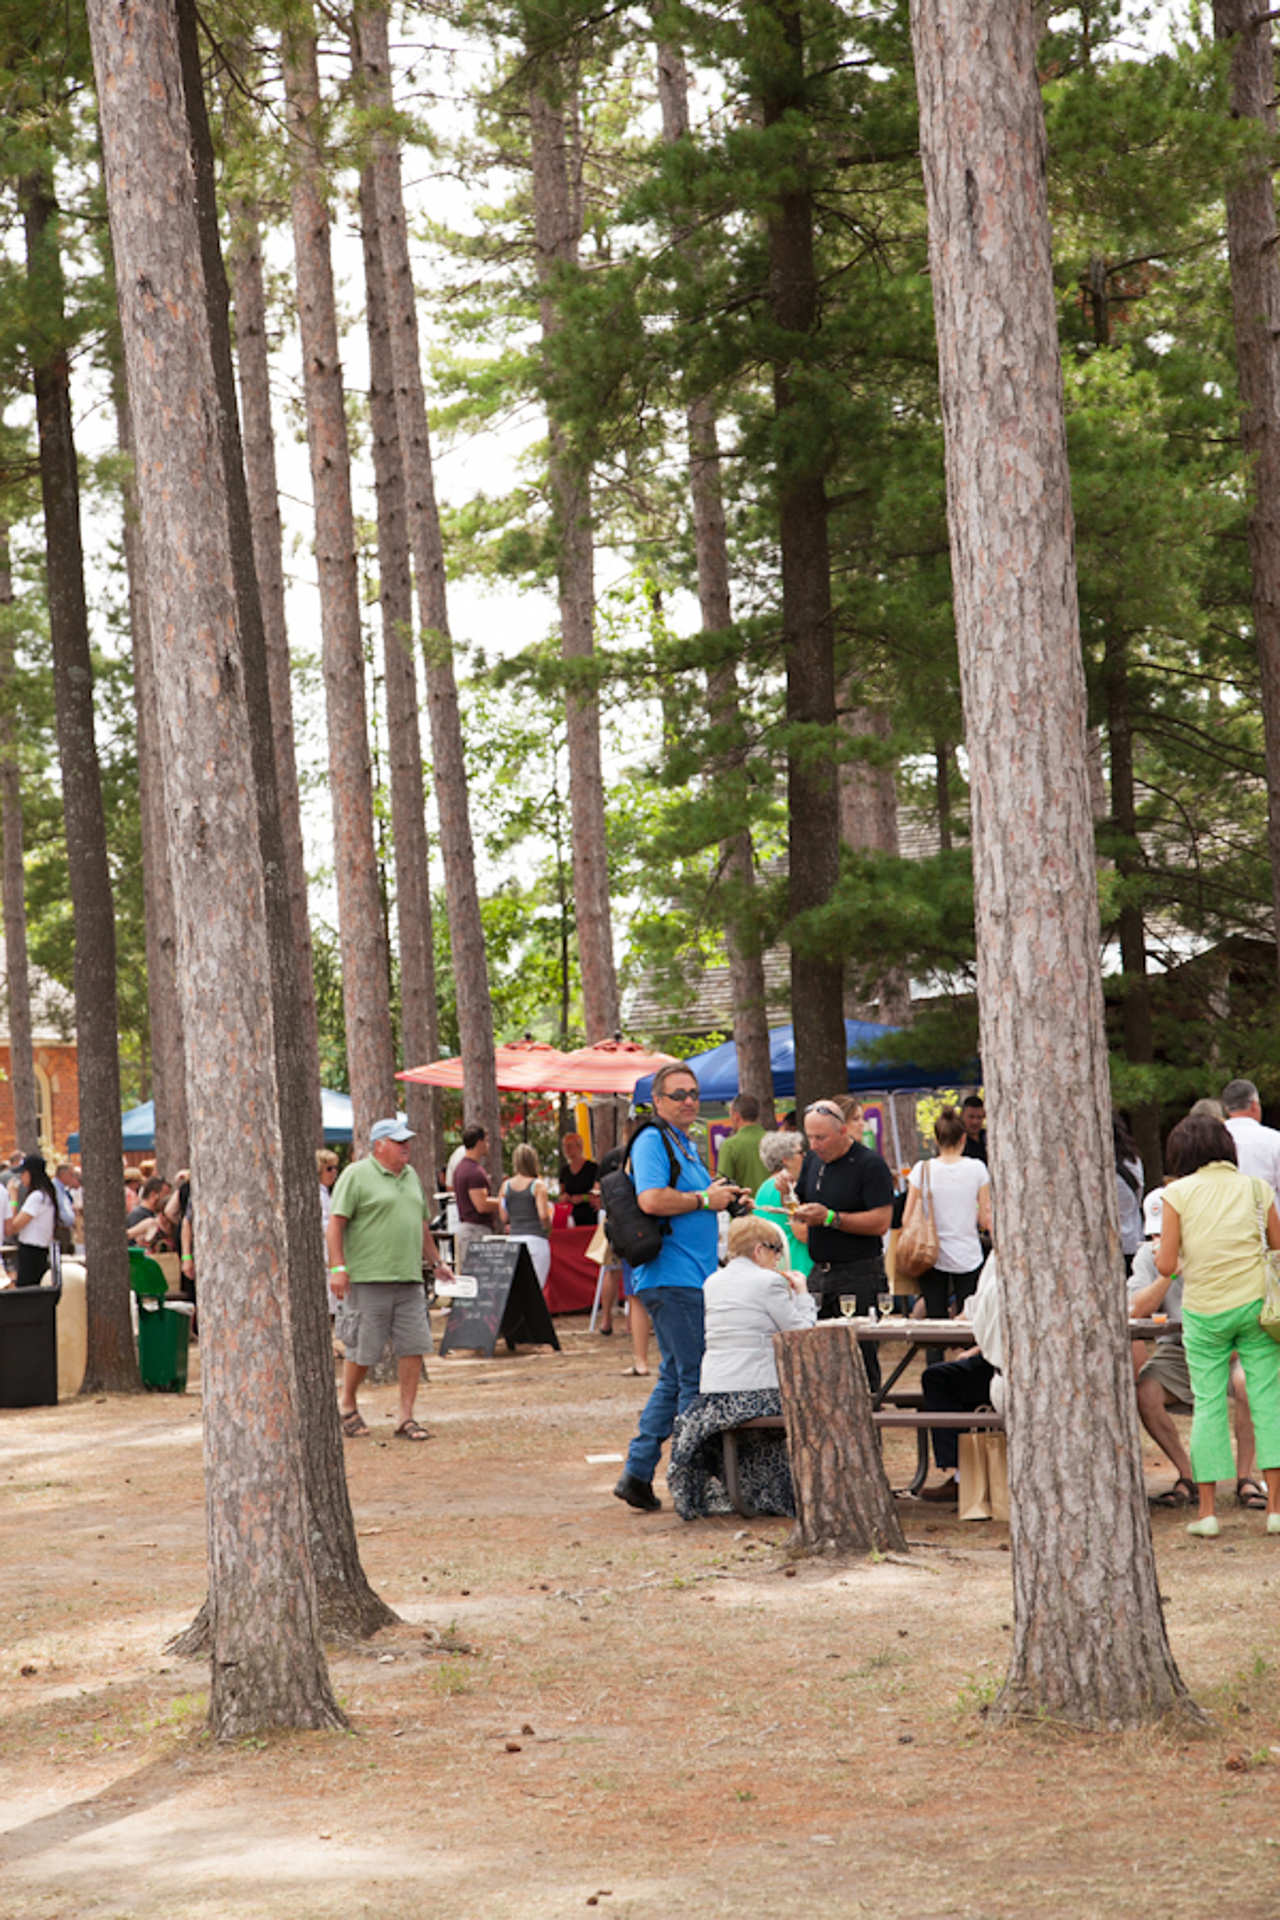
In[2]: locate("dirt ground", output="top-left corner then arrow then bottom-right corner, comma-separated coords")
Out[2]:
2,1317 -> 1280,1920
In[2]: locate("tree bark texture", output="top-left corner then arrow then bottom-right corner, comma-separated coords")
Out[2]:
89,0 -> 349,1732
0,523 -> 40,1156
357,6 -> 502,1161
175,0 -> 394,1646
839,705 -> 912,1025
528,71 -> 620,1053
22,175 -> 135,1391
283,15 -> 397,1149
115,375 -> 189,1176
758,1 -> 846,1109
911,0 -> 1195,1728
356,125 -> 443,1190
1214,0 -> 1280,980
226,190 -> 323,1152
657,42 -> 775,1122
775,1323 -> 906,1555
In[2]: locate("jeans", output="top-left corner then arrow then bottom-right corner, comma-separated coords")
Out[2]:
625,1285 -> 705,1485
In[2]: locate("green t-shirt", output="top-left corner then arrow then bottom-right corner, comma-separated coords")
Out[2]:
330,1154 -> 426,1285
717,1124 -> 767,1195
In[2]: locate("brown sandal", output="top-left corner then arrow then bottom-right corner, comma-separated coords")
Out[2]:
340,1408 -> 369,1438
393,1418 -> 432,1442
1237,1476 -> 1268,1510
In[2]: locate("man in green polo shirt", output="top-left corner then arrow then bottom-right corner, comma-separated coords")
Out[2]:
716,1094 -> 768,1196
326,1118 -> 452,1442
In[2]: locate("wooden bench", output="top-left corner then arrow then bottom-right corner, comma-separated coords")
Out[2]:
718,1406 -> 1006,1519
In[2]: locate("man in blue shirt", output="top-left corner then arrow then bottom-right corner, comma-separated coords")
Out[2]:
614,1063 -> 747,1511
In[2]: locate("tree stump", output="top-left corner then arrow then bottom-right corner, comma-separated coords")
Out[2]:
775,1323 -> 906,1556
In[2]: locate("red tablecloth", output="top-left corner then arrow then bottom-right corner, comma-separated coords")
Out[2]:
543,1225 -> 601,1314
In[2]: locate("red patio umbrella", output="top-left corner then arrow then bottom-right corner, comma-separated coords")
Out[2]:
532,1038 -> 678,1096
398,1040 -> 571,1092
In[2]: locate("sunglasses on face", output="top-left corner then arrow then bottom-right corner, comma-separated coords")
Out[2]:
659,1087 -> 699,1104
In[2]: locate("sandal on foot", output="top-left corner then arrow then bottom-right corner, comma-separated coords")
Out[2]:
393,1418 -> 432,1442
1237,1476 -> 1268,1510
1150,1476 -> 1196,1508
340,1408 -> 369,1438
621,1364 -> 650,1377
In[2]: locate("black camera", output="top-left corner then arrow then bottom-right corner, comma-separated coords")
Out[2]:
726,1192 -> 754,1219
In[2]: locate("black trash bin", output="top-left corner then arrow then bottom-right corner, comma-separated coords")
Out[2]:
0,1282 -> 60,1407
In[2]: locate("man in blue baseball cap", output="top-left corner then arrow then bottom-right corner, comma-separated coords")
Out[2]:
326,1118 -> 453,1441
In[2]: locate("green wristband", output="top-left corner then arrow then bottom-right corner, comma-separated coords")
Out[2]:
824,1209 -> 836,1227
330,1265 -> 347,1274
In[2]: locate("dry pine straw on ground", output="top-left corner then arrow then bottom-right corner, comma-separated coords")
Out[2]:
1,1325 -> 1279,1920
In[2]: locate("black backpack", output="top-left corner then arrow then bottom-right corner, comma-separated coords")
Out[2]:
598,1122 -> 685,1267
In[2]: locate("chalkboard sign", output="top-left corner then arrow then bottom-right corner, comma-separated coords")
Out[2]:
438,1238 -> 561,1358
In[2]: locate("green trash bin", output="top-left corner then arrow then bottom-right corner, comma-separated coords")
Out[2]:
129,1248 -> 193,1392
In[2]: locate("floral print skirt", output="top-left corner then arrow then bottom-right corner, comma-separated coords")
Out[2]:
667,1387 -> 795,1520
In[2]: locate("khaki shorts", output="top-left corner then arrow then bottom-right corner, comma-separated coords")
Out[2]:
1138,1341 -> 1191,1405
339,1282 -> 433,1367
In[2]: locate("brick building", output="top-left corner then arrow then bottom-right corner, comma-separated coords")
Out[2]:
0,975 -> 80,1162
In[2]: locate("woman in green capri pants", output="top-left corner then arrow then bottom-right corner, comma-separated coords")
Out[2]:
1153,1112 -> 1280,1539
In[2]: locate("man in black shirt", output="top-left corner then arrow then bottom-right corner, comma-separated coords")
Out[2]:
793,1099 -> 894,1391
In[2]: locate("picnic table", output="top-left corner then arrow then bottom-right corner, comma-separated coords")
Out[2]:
721,1312 -> 1183,1514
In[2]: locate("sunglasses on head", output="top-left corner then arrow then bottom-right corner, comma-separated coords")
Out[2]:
805,1101 -> 844,1121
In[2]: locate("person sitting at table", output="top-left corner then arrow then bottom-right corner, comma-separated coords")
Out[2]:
752,1129 -> 812,1280
667,1215 -> 816,1519
917,1252 -> 1004,1503
499,1144 -> 553,1287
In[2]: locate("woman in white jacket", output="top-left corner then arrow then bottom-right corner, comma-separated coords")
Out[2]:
668,1214 -> 816,1519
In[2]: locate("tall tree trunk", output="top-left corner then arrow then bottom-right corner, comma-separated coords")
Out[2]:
356,5 -> 502,1163
839,705 -> 912,1025
758,0 -> 846,1109
657,40 -> 774,1121
91,0 -> 345,1731
0,521 -> 40,1155
910,0 -> 1196,1728
528,68 -> 620,1057
172,0 -> 394,1647
114,374 -> 188,1177
1214,0 -> 1280,980
92,0 -> 389,1728
226,186 -> 323,1151
1102,631 -> 1160,1183
21,173 -> 134,1390
283,13 -> 397,1149
355,118 -> 443,1191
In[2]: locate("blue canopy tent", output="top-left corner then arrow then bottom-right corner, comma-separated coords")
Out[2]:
633,1020 -> 978,1106
67,1087 -> 367,1153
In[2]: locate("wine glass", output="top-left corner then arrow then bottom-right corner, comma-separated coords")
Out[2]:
839,1294 -> 858,1321
877,1290 -> 894,1319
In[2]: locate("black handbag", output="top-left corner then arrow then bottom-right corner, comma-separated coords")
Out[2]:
599,1122 -> 684,1267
